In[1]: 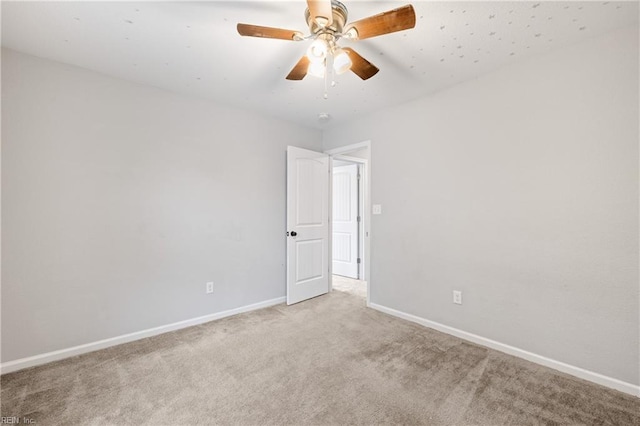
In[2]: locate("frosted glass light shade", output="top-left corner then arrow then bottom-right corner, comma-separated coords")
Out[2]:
306,40 -> 328,63
308,61 -> 325,78
333,48 -> 352,74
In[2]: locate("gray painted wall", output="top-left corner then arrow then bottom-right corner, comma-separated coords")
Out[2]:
323,26 -> 639,385
1,49 -> 322,362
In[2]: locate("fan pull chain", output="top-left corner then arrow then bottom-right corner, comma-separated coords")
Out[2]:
323,52 -> 337,99
323,69 -> 328,100
330,48 -> 336,88
323,54 -> 331,99
331,64 -> 336,88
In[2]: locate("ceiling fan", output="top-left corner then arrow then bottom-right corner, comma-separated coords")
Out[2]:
237,0 -> 416,81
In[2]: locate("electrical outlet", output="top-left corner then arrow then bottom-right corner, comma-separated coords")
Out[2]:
453,290 -> 462,305
206,282 -> 214,294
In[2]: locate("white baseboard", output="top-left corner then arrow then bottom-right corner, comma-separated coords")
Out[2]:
0,296 -> 286,375
369,303 -> 640,398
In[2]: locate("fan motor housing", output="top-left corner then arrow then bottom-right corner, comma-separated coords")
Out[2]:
305,0 -> 348,34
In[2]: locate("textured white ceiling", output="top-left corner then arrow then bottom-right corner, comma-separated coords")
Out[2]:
2,1 -> 638,129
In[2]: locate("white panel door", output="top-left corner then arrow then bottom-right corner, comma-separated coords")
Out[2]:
332,164 -> 358,278
286,146 -> 329,305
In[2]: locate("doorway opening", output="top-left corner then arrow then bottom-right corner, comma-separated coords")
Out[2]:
331,159 -> 366,299
284,142 -> 370,306
326,142 -> 371,305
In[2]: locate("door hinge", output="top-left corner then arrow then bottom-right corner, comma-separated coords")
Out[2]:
357,216 -> 361,222
357,174 -> 361,180
357,258 -> 361,264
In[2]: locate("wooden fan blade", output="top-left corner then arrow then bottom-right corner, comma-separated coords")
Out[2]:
344,4 -> 416,40
286,56 -> 310,80
343,48 -> 379,80
307,0 -> 333,27
237,23 -> 302,41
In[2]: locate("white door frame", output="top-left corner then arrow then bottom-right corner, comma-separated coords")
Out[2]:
325,141 -> 371,307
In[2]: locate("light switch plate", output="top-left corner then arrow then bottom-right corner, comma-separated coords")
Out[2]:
372,204 -> 382,215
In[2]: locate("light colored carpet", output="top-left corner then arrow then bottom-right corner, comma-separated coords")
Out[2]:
2,289 -> 639,425
332,274 -> 367,298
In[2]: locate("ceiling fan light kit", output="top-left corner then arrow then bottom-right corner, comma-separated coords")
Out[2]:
308,61 -> 326,79
332,48 -> 352,74
237,0 -> 416,89
307,39 -> 328,63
